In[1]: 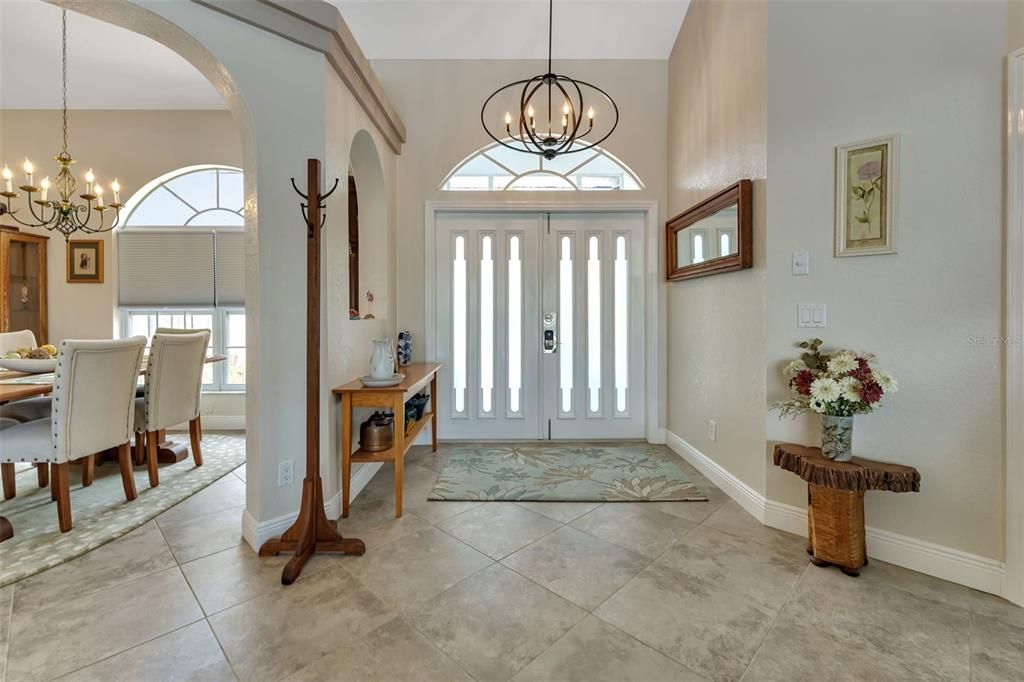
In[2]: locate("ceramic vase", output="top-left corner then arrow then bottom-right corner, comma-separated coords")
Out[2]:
821,414 -> 854,462
369,338 -> 395,379
397,331 -> 413,367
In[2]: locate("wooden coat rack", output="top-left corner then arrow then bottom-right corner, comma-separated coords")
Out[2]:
259,158 -> 365,585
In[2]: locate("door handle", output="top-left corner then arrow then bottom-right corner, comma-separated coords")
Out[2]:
543,329 -> 557,353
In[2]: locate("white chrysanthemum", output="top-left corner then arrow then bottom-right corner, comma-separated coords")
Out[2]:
874,369 -> 898,394
839,376 -> 862,403
810,377 -> 841,403
783,359 -> 808,376
827,351 -> 858,374
810,398 -> 827,414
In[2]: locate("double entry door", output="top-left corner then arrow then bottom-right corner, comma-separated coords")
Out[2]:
434,210 -> 645,440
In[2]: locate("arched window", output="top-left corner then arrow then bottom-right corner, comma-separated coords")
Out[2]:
118,164 -> 246,390
441,139 -> 643,192
123,165 -> 244,227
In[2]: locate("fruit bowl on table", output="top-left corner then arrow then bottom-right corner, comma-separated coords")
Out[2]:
0,358 -> 57,374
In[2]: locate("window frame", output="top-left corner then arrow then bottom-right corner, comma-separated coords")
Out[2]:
120,307 -> 246,393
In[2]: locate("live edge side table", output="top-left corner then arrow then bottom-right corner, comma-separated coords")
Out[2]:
333,363 -> 440,519
772,443 -> 920,576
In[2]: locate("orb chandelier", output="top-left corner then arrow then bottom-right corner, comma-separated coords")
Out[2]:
480,0 -> 619,160
0,9 -> 123,240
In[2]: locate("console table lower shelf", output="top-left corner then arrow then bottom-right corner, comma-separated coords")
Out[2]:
772,443 -> 921,576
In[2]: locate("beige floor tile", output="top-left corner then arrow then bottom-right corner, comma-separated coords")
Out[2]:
341,527 -> 492,615
158,504 -> 244,563
0,585 -> 12,682
233,464 -> 246,482
6,567 -> 203,682
786,566 -> 970,680
209,565 -> 395,682
438,503 -> 561,559
11,521 -> 176,615
970,589 -> 1024,629
514,501 -> 602,524
181,544 -> 326,616
404,445 -> 448,473
656,524 -> 806,611
701,501 -> 805,552
157,474 -> 246,525
337,502 -> 432,550
852,558 -> 971,611
647,499 -> 721,525
570,503 -> 698,559
59,620 -> 235,682
413,563 -> 586,681
594,562 -> 775,682
970,611 -> 1024,682
502,526 -> 648,610
511,615 -> 704,682
360,462 -> 482,524
283,615 -> 473,682
742,612 -> 933,681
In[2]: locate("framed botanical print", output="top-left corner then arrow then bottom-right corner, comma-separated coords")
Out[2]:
66,239 -> 104,283
835,134 -> 899,257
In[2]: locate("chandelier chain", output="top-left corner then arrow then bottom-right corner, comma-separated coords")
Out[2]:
61,9 -> 69,154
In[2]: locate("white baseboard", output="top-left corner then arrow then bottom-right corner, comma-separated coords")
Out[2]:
665,430 -> 1007,596
241,462 -> 383,550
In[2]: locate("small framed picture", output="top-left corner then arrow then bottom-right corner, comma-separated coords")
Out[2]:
67,239 -> 104,283
835,134 -> 899,257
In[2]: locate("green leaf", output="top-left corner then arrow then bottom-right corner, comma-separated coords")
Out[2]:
855,215 -> 869,223
851,186 -> 865,199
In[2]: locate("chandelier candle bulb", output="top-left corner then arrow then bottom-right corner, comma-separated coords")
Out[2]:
94,184 -> 103,207
111,178 -> 120,204
2,166 -> 12,193
40,177 -> 50,202
85,168 -> 95,195
23,159 -> 33,188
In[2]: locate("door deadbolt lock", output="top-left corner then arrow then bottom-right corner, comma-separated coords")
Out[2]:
543,312 -> 556,327
543,329 -> 557,353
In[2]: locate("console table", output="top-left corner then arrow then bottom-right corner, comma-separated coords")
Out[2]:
333,362 -> 440,519
772,443 -> 920,576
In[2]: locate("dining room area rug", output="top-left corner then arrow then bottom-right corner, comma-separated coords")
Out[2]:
427,442 -> 708,502
0,432 -> 245,587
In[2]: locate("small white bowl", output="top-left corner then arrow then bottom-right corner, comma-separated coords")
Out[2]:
0,358 -> 58,374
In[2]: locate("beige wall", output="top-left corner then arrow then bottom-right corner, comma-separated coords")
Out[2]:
665,0 -> 768,493
0,109 -> 245,418
765,0 -> 1008,560
371,59 -> 668,380
1011,0 -> 1024,52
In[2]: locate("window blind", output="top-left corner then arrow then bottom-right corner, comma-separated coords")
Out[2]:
118,230 -> 216,306
215,231 -> 246,306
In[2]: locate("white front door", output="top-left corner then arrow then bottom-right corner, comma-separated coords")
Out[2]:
434,210 -> 645,440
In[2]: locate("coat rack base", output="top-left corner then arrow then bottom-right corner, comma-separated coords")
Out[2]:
259,478 -> 365,584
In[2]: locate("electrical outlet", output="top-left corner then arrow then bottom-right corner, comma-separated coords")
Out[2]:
278,460 -> 294,487
708,419 -> 717,442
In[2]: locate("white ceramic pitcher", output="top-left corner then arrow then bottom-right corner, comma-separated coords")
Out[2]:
369,338 -> 396,379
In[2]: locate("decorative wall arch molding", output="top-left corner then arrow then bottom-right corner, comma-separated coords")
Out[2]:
192,0 -> 406,154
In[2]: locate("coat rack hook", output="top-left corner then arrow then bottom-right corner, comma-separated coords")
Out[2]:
320,177 -> 341,201
290,177 -> 308,200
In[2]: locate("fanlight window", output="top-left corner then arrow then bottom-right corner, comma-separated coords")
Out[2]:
123,165 -> 244,227
442,139 -> 642,192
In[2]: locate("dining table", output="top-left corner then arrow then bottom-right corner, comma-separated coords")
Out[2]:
0,354 -> 227,464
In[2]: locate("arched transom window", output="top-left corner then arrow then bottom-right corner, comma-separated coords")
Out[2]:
123,165 -> 244,227
442,140 -> 643,192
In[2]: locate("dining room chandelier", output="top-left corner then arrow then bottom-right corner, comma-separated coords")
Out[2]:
0,9 -> 123,240
480,0 -> 619,160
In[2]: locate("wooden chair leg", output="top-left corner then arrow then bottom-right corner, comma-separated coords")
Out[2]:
51,464 -> 58,501
81,455 -> 95,487
53,462 -> 72,532
189,418 -> 204,467
197,415 -> 203,441
134,431 -> 145,466
1,463 -> 14,500
118,443 -> 137,501
146,430 -> 159,488
36,462 -> 49,488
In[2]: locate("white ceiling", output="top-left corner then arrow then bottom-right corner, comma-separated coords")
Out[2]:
0,0 -> 689,110
331,0 -> 691,61
0,0 -> 224,109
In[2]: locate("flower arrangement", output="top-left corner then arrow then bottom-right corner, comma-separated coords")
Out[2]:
773,338 -> 898,418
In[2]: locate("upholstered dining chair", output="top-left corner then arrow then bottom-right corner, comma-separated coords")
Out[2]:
136,330 -> 210,488
0,337 -> 147,532
0,329 -> 36,355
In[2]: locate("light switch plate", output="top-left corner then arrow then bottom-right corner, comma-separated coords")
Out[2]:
792,251 -> 810,275
798,303 -> 827,328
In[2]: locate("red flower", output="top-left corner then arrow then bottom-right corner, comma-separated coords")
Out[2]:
791,370 -> 814,396
859,380 -> 883,404
850,357 -> 872,382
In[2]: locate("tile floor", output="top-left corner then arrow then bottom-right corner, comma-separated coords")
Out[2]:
1,443 -> 1022,681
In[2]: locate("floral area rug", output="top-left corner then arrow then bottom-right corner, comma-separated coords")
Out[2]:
0,432 -> 245,587
427,442 -> 707,502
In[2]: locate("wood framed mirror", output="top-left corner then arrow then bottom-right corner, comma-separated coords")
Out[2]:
666,179 -> 753,281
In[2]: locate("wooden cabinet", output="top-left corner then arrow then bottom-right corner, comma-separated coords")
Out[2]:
0,227 -> 48,344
